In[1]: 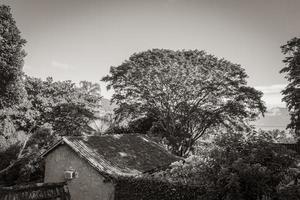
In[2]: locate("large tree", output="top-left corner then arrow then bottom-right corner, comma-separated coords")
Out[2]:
280,37 -> 300,135
0,5 -> 27,108
103,49 -> 266,157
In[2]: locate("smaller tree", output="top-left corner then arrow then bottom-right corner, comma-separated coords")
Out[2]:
24,76 -> 102,136
79,81 -> 101,96
280,37 -> 300,135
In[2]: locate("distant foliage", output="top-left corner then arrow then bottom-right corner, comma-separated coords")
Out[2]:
0,5 -> 27,108
280,37 -> 300,135
258,129 -> 297,143
103,49 -> 266,156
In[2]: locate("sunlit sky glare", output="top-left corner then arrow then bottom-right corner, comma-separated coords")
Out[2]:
3,0 -> 300,108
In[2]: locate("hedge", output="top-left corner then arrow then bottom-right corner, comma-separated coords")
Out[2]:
114,176 -> 205,200
277,185 -> 300,200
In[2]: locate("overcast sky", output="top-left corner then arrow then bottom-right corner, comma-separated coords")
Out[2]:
3,0 -> 300,108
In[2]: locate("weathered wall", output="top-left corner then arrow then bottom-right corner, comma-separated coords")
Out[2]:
44,145 -> 115,200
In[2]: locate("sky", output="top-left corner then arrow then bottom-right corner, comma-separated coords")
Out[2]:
2,0 -> 300,108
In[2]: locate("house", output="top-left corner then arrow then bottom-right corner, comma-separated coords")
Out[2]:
41,134 -> 180,200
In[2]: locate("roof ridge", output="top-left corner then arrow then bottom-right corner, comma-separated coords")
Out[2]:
63,133 -> 141,138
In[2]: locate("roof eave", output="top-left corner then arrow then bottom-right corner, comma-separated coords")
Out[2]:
39,138 -> 66,158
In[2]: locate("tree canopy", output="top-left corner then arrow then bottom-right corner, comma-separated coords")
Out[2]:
0,5 -> 29,152
280,37 -> 300,135
0,5 -> 27,108
24,76 -> 102,136
103,49 -> 266,156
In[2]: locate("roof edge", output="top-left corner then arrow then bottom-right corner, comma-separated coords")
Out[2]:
40,138 -> 66,158
40,137 -> 115,181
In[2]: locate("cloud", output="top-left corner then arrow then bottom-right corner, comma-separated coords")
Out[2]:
51,60 -> 71,70
255,84 -> 287,108
23,64 -> 32,70
166,0 -> 186,3
255,84 -> 286,94
264,107 -> 286,116
23,64 -> 33,72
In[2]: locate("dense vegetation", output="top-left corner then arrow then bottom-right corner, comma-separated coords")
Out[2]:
149,132 -> 299,199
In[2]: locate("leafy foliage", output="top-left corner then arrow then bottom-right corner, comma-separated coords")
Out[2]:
152,132 -> 298,200
0,143 -> 20,172
105,115 -> 155,135
278,185 -> 300,200
0,5 -> 32,150
103,49 -> 266,156
24,76 -> 102,136
0,5 -> 27,108
280,37 -> 300,135
0,124 -> 58,186
16,125 -> 58,184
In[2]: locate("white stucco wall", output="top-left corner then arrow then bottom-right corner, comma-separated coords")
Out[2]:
44,145 -> 115,200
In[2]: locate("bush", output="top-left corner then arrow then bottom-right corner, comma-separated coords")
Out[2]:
114,176 -> 204,200
153,132 -> 298,200
278,185 -> 300,200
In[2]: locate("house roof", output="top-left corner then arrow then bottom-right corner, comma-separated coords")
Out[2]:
42,134 -> 180,178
